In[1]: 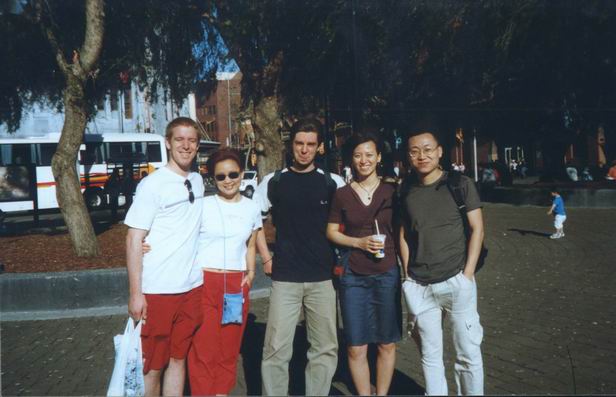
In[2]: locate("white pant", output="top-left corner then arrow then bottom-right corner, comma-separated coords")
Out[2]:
402,272 -> 484,395
554,214 -> 566,229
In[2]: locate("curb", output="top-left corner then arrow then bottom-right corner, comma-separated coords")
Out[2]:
1,266 -> 272,321
1,288 -> 271,322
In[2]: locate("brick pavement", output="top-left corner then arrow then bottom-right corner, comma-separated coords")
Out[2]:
2,204 -> 616,395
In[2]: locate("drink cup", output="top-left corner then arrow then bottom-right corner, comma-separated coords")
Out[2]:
373,234 -> 386,259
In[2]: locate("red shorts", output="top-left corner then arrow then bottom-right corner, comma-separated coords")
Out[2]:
141,286 -> 202,374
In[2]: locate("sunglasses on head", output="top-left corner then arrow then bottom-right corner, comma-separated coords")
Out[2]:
184,179 -> 195,204
214,172 -> 240,182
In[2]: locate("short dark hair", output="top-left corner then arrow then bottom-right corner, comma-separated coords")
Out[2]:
290,117 -> 324,144
206,148 -> 243,176
345,132 -> 383,158
165,117 -> 202,140
406,130 -> 441,147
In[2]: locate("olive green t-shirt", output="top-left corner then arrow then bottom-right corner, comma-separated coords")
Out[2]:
401,172 -> 481,284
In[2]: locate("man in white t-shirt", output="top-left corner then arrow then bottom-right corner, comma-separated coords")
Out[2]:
124,117 -> 205,396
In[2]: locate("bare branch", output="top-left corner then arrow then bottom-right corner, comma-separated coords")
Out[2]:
34,0 -> 70,76
79,0 -> 105,73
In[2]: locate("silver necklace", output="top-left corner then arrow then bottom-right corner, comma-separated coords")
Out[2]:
356,179 -> 379,201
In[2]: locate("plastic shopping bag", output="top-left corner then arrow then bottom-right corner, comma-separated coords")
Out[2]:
107,318 -> 145,397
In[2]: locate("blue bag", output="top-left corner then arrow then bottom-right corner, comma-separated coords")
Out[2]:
222,292 -> 244,325
214,195 -> 245,325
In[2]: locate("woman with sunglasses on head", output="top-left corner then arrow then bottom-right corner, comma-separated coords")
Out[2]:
187,148 -> 262,395
326,132 -> 401,396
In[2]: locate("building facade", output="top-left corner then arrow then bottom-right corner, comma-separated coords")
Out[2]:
195,72 -> 246,148
0,83 -> 193,138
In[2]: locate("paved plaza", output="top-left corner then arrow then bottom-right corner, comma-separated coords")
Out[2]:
2,204 -> 616,395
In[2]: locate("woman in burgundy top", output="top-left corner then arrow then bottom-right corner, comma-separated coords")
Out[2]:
327,132 -> 401,396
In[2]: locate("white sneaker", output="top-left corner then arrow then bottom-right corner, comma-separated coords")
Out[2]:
550,233 -> 562,239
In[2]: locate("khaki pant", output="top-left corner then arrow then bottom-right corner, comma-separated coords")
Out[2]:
261,280 -> 338,396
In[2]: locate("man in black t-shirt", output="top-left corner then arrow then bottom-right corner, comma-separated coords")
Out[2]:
256,118 -> 345,396
399,130 -> 485,395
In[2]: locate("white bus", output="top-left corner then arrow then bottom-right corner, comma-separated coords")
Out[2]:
0,133 -> 168,214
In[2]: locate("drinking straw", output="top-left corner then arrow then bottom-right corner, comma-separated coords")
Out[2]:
374,219 -> 380,235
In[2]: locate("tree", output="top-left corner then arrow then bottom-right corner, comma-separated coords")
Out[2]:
212,0 -> 356,177
212,1 -> 616,178
1,1 -> 219,256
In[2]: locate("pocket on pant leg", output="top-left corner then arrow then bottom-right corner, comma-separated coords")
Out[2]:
402,280 -> 423,316
465,315 -> 484,347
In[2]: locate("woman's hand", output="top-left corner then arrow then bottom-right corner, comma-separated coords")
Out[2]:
354,236 -> 384,254
262,258 -> 272,277
142,240 -> 151,255
241,270 -> 255,288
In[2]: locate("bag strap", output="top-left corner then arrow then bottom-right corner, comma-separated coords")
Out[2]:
323,170 -> 338,199
445,171 -> 467,214
213,195 -> 243,297
267,169 -> 283,207
443,172 -> 473,274
445,172 -> 471,238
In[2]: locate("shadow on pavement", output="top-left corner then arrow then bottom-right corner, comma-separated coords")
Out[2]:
239,313 -> 424,396
1,209 -> 126,237
333,342 -> 424,396
508,228 -> 551,237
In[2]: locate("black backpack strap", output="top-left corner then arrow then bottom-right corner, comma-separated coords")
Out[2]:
324,171 -> 338,200
446,171 -> 467,215
445,171 -> 488,272
267,170 -> 283,206
266,170 -> 283,224
446,172 -> 469,238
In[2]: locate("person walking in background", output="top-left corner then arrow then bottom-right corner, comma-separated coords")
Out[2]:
256,117 -> 345,396
125,117 -> 204,396
326,132 -> 401,395
187,148 -> 262,395
547,190 -> 567,239
399,129 -> 485,395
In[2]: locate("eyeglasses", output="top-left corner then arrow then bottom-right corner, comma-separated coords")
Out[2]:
409,147 -> 437,159
184,179 -> 195,204
214,172 -> 240,182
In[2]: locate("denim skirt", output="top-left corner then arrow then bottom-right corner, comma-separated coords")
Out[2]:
339,265 -> 402,346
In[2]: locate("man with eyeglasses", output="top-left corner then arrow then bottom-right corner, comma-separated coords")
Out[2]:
399,129 -> 485,395
256,117 -> 345,396
124,117 -> 205,396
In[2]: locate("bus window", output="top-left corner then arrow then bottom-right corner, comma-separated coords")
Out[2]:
37,143 -> 58,166
146,142 -> 162,162
0,144 -> 10,165
0,144 -> 34,165
82,142 -> 104,165
107,142 -> 133,159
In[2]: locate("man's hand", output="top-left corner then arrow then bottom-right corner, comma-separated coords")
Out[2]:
128,292 -> 147,322
462,271 -> 475,281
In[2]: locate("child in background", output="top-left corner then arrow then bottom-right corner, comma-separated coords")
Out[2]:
547,190 -> 567,239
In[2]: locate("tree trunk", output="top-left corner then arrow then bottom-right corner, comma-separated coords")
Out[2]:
52,75 -> 101,256
37,0 -> 104,256
254,96 -> 285,179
